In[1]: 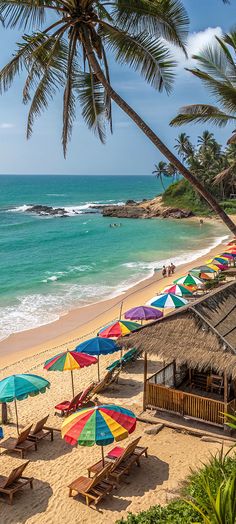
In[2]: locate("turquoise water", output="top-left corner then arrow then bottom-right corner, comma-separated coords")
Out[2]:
0,175 -> 228,340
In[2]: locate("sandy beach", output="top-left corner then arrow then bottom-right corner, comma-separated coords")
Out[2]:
0,225 -> 231,368
0,230 -> 234,523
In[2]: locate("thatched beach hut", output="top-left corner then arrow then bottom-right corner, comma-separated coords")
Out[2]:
121,282 -> 236,428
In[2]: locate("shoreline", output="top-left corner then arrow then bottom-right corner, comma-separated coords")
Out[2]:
0,230 -> 231,369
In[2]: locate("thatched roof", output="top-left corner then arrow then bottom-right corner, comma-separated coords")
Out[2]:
120,281 -> 236,378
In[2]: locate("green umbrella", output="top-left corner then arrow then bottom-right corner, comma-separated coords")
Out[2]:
0,374 -> 50,433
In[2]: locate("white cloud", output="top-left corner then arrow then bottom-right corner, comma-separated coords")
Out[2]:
172,26 -> 223,68
0,123 -> 15,129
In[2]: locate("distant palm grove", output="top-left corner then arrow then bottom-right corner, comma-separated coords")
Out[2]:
155,131 -> 236,210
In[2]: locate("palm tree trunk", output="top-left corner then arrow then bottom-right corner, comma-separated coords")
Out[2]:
83,36 -> 236,235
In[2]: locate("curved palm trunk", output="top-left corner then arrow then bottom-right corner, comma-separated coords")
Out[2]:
83,36 -> 236,235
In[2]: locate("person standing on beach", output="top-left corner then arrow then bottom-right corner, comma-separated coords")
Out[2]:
170,262 -> 176,274
162,266 -> 167,278
167,265 -> 171,277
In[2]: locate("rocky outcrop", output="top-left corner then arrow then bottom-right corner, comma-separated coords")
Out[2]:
102,196 -> 194,220
26,205 -> 68,216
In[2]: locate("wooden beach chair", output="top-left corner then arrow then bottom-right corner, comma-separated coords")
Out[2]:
0,425 -> 37,459
0,461 -> 33,505
28,415 -> 54,444
68,464 -> 115,506
55,384 -> 95,416
91,370 -> 120,397
88,437 -> 148,483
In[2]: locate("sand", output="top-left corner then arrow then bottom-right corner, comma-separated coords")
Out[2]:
0,231 -> 235,523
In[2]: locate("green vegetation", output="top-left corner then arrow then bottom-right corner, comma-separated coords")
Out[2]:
117,451 -> 236,524
159,130 -> 236,215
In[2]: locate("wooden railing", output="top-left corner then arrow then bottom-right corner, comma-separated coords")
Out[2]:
146,383 -> 226,425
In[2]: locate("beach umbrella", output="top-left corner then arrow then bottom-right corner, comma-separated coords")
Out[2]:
61,404 -> 136,466
223,248 -> 236,254
227,239 -> 236,246
0,374 -> 50,433
146,293 -> 188,309
221,252 -> 236,258
206,262 -> 227,271
191,265 -> 218,274
162,284 -> 193,297
124,306 -> 163,322
207,256 -> 229,266
174,274 -> 204,289
75,337 -> 118,381
98,320 -> 140,339
44,350 -> 97,397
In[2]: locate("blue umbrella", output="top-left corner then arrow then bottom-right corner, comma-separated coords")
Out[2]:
0,374 -> 50,433
75,337 -> 119,380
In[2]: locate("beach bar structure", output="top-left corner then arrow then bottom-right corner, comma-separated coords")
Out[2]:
122,282 -> 236,428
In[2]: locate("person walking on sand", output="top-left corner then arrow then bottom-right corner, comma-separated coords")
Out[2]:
167,265 -> 171,277
162,266 -> 167,278
170,262 -> 176,274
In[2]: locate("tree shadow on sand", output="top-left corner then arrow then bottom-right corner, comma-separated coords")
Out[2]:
102,378 -> 142,399
0,478 -> 53,524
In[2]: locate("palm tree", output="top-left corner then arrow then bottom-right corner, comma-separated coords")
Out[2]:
152,161 -> 168,191
0,1 -> 236,234
170,30 -> 236,146
174,133 -> 194,160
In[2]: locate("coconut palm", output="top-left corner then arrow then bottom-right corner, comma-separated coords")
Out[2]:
174,132 -> 194,160
152,161 -> 168,191
170,30 -> 236,145
0,0 -> 236,234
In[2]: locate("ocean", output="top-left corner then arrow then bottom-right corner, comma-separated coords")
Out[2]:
0,175 -> 228,341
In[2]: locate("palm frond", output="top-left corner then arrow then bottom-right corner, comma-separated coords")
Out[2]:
99,22 -> 175,93
75,70 -> 108,143
110,0 -> 189,54
0,32 -> 54,93
186,67 -> 236,114
192,43 -> 236,85
62,30 -> 77,157
170,104 -> 236,127
25,36 -> 68,138
0,0 -> 59,29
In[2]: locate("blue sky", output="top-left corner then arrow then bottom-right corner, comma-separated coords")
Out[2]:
0,0 -> 235,175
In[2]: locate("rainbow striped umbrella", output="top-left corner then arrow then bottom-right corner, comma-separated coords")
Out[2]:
174,274 -> 204,289
221,252 -> 236,258
227,239 -> 236,246
61,404 -> 136,465
208,256 -> 229,266
191,265 -> 218,275
163,284 -> 193,297
98,320 -> 140,339
146,293 -> 187,309
44,350 -> 97,396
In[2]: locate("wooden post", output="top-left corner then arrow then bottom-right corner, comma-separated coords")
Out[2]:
1,403 -> 7,424
143,352 -> 148,412
173,360 -> 176,388
224,371 -> 228,431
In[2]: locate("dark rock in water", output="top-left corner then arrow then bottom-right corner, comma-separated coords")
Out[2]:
161,208 -> 194,219
103,205 -> 147,219
26,204 -> 68,217
125,199 -> 137,205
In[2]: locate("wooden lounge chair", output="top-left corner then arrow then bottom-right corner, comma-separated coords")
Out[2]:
91,370 -> 120,397
55,383 -> 95,416
0,461 -> 33,505
68,464 -> 115,506
28,415 -> 54,444
88,437 -> 148,483
0,425 -> 37,459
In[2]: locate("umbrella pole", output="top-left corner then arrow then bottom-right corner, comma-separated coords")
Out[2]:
101,445 -> 105,467
71,370 -> 75,398
98,356 -> 100,382
14,398 -> 19,435
119,301 -> 123,320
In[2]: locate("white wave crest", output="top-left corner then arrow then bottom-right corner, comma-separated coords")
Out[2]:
7,200 -> 125,217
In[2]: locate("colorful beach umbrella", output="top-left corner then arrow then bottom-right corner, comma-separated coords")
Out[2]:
191,265 -> 218,274
174,274 -> 204,289
208,256 -> 229,266
61,404 -> 136,465
75,337 -> 119,381
0,374 -> 50,433
227,239 -> 236,246
163,284 -> 193,297
221,252 -> 236,258
98,320 -> 140,339
124,306 -> 163,321
146,293 -> 188,309
44,350 -> 97,396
